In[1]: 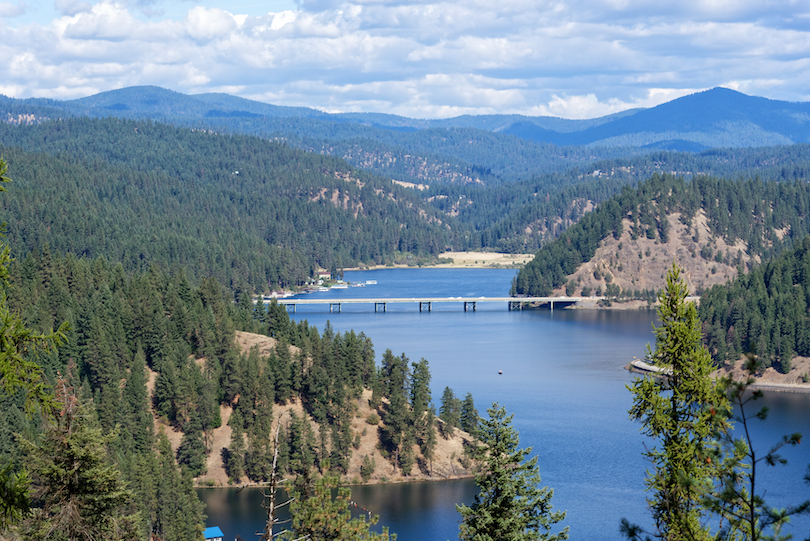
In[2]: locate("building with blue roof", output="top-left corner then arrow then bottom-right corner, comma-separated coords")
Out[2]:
203,526 -> 224,541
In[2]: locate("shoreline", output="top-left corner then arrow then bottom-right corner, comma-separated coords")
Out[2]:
343,251 -> 534,271
195,471 -> 475,490
626,361 -> 810,394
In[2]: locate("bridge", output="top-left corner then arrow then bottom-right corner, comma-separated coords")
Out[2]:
268,296 -> 586,313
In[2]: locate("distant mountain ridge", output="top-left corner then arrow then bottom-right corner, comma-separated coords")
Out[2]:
5,86 -> 809,150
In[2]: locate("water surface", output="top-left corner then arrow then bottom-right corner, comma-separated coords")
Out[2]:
200,269 -> 810,540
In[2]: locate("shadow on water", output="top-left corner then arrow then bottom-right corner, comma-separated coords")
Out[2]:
198,479 -> 478,541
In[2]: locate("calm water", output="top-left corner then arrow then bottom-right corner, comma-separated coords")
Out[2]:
200,269 -> 810,540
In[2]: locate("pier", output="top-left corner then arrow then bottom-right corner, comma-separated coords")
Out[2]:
267,296 -> 585,313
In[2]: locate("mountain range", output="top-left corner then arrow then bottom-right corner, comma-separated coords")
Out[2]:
5,86 -> 810,152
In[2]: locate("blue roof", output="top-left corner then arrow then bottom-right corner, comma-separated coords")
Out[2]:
204,526 -> 224,539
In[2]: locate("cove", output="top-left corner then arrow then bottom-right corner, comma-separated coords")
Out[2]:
199,268 -> 810,540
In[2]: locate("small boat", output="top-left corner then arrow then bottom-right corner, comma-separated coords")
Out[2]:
331,284 -> 349,289
366,280 -> 377,285
498,370 -> 503,375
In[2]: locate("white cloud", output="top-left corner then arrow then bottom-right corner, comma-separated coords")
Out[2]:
0,0 -> 808,117
185,6 -> 237,41
54,0 -> 91,16
531,88 -> 699,119
61,2 -> 146,41
0,1 -> 27,17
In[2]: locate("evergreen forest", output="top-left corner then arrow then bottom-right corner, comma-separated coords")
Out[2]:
8,86 -> 810,257
0,119 -> 461,290
700,235 -> 810,370
1,243 -> 476,539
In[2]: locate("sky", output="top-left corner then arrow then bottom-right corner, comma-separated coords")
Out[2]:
1,0 -> 809,119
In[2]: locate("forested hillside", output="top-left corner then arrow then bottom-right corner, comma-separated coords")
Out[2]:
513,173 -> 810,297
0,119 -> 464,290
2,247 -> 478,539
7,89 -> 810,257
700,235 -> 810,371
0,86 -> 654,186
414,144 -> 807,252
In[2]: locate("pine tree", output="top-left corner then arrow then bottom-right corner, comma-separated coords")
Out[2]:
122,349 -> 153,453
286,471 -> 394,541
701,354 -> 809,540
460,392 -> 479,438
421,407 -> 437,475
439,386 -> 460,438
409,358 -> 431,417
17,382 -> 138,541
360,455 -> 376,482
457,403 -> 568,541
154,431 -> 205,541
624,264 -> 730,541
380,351 -> 411,471
176,415 -> 207,477
0,159 -> 67,529
226,410 -> 246,482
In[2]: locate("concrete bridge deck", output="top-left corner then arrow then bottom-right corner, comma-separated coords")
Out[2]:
268,296 -> 585,313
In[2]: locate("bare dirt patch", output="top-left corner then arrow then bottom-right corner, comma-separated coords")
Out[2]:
557,210 -> 752,297
345,390 -> 473,484
435,252 -> 534,268
712,356 -> 810,393
235,330 -> 277,356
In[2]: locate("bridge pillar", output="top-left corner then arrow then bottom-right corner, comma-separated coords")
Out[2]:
285,304 -> 296,313
419,302 -> 432,312
464,301 -> 476,312
330,303 -> 341,313
375,302 -> 386,313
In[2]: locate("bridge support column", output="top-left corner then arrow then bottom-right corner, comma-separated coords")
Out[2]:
285,304 -> 296,313
464,301 -> 476,312
419,302 -> 432,312
550,301 -> 553,312
330,303 -> 341,313
375,302 -> 386,313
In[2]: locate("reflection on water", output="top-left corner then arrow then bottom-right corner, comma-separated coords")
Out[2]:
200,269 -> 810,540
198,479 -> 478,541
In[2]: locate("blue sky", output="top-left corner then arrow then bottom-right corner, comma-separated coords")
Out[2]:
1,0 -> 808,119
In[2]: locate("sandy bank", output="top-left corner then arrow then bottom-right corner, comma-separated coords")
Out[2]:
344,251 -> 534,271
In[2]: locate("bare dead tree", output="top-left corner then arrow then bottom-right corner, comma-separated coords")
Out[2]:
258,417 -> 300,541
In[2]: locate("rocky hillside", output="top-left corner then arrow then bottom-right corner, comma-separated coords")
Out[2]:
514,173 -> 810,297
554,209 -> 751,297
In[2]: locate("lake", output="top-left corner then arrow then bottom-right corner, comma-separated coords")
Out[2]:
199,268 -> 810,540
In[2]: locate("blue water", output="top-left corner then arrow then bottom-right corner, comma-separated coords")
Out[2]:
200,268 -> 810,540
